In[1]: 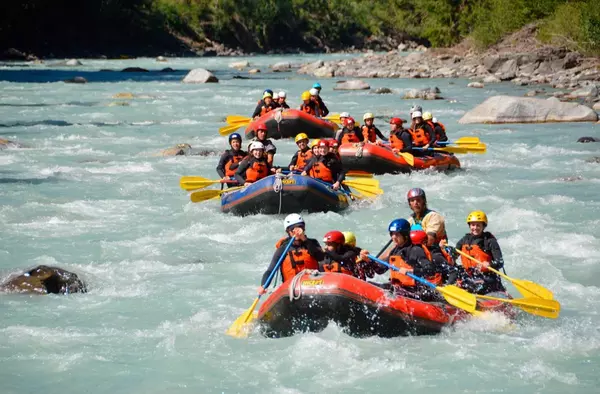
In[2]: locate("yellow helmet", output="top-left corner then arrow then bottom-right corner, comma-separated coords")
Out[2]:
301,91 -> 311,101
422,111 -> 433,121
295,133 -> 309,143
363,112 -> 375,121
466,211 -> 488,225
342,231 -> 356,247
310,139 -> 321,148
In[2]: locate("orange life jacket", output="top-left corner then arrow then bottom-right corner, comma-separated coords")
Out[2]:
461,244 -> 492,272
341,128 -> 361,144
426,120 -> 436,133
433,121 -> 446,141
434,121 -> 446,133
309,161 -> 333,182
301,103 -> 317,116
260,105 -> 275,116
389,131 -> 404,150
362,125 -> 377,143
389,245 -> 441,287
322,261 -> 353,276
245,159 -> 268,183
409,126 -> 431,147
275,237 -> 320,282
295,148 -> 313,170
224,151 -> 246,177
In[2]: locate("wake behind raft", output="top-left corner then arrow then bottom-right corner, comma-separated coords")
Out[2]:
257,271 -> 515,338
245,108 -> 338,140
221,174 -> 351,216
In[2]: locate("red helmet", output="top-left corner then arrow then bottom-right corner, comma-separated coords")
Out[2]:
323,230 -> 345,245
410,230 -> 428,245
407,187 -> 426,202
344,117 -> 355,127
318,139 -> 330,147
390,117 -> 404,125
256,123 -> 268,132
331,140 -> 339,147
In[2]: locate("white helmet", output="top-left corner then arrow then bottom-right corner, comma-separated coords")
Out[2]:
363,112 -> 375,121
284,213 -> 305,231
273,93 -> 279,100
410,105 -> 422,114
249,141 -> 265,151
432,117 -> 438,123
411,111 -> 423,119
278,91 -> 286,98
340,112 -> 350,118
309,88 -> 319,96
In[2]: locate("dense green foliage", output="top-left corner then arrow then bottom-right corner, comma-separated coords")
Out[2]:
1,0 -> 599,56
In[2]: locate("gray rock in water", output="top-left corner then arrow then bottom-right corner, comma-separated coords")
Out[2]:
459,95 -> 599,124
403,87 -> 442,100
156,56 -> 168,62
159,143 -> 193,156
374,87 -> 393,94
182,68 -> 218,83
483,75 -> 501,84
314,66 -> 336,78
468,82 -> 484,88
0,265 -> 86,294
229,60 -> 249,69
577,136 -> 600,143
271,62 -> 292,72
160,67 -> 175,73
334,80 -> 370,90
586,157 -> 600,164
593,102 -> 600,111
121,67 -> 149,72
558,176 -> 583,182
64,76 -> 87,84
496,58 -> 518,81
248,68 -> 261,74
570,85 -> 598,98
66,59 -> 82,66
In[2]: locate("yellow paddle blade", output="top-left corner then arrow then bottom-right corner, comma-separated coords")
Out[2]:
225,297 -> 260,338
324,114 -> 342,124
342,178 -> 379,188
346,171 -> 373,178
434,144 -> 486,154
346,185 -> 383,198
476,295 -> 560,319
180,176 -> 219,190
190,186 -> 243,203
454,137 -> 481,145
226,115 -> 252,124
219,123 -> 245,136
397,152 -> 414,166
437,285 -> 478,313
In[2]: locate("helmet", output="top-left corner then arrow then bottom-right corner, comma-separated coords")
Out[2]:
466,210 -> 488,225
309,88 -> 319,96
278,91 -> 286,98
422,112 -> 433,121
432,117 -> 438,123
345,117 -> 356,127
228,133 -> 242,143
295,133 -> 309,143
273,92 -> 279,100
284,213 -> 305,231
263,92 -> 272,99
410,223 -> 423,231
313,82 -> 322,90
256,123 -> 268,132
249,141 -> 265,151
331,140 -> 339,147
410,105 -> 422,114
318,139 -> 330,147
411,111 -> 423,119
389,117 -> 404,125
263,89 -> 273,95
363,112 -> 375,121
340,112 -> 350,118
410,230 -> 428,245
301,91 -> 311,100
407,188 -> 426,202
388,218 -> 411,234
323,230 -> 345,245
342,231 -> 356,247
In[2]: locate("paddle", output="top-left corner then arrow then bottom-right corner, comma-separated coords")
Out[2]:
180,176 -> 237,191
346,171 -> 373,178
397,151 -> 415,166
452,248 -> 554,300
190,186 -> 244,203
367,254 -> 478,314
414,144 -> 487,154
219,123 -> 245,136
342,178 -> 383,197
226,237 -> 296,338
437,137 -> 481,146
475,295 -> 560,319
226,115 -> 251,124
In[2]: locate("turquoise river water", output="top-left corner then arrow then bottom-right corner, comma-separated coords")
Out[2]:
1,55 -> 599,393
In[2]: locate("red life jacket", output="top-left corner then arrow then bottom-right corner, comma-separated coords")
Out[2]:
362,125 -> 377,143
275,237 -> 320,282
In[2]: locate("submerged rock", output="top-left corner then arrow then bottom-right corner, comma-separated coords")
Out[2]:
577,136 -> 599,143
373,87 -> 393,94
229,60 -> 249,69
64,76 -> 87,84
586,156 -> 600,163
159,143 -> 193,156
182,68 -> 218,83
0,265 -> 86,295
121,67 -> 149,73
334,80 -> 370,90
459,96 -> 599,124
468,82 -> 484,88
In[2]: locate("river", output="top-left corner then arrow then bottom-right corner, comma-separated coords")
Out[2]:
1,55 -> 599,393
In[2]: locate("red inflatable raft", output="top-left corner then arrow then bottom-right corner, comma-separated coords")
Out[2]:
245,108 -> 338,140
339,143 -> 461,174
257,271 -> 514,338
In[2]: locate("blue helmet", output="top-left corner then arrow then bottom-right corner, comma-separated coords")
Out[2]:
229,133 -> 242,143
312,82 -> 322,90
388,218 -> 411,234
263,89 -> 273,96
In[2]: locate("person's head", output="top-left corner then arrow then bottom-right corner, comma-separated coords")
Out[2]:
256,123 -> 268,141
342,231 -> 356,248
278,91 -> 286,103
340,112 -> 350,123
309,88 -> 319,100
407,188 -> 427,215
323,230 -> 345,251
249,141 -> 265,159
411,111 -> 423,125
409,230 -> 428,246
389,117 -> 404,132
301,91 -> 311,104
284,213 -> 305,237
263,91 -> 273,106
272,92 -> 279,101
363,112 -> 374,126
311,139 -> 321,155
422,112 -> 433,122
344,117 -> 356,129
228,133 -> 242,150
317,139 -> 329,156
263,89 -> 273,97
466,211 -> 488,236
330,140 -> 339,154
388,218 -> 411,246
312,82 -> 322,93
295,133 -> 309,150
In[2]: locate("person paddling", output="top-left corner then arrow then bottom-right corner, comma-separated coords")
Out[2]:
216,133 -> 247,187
406,188 -> 448,247
277,91 -> 290,109
252,91 -> 277,119
249,123 -> 277,166
388,117 -> 412,154
361,113 -> 388,143
320,231 -> 359,276
289,133 -> 313,172
301,140 -> 345,191
300,91 -> 320,116
422,112 -> 448,145
409,111 -> 436,153
235,142 -> 275,186
336,117 -> 363,144
310,87 -> 328,117
258,214 -> 324,295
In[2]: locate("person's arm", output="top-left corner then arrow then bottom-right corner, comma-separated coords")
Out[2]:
487,236 -> 504,270
251,103 -> 263,118
216,151 -> 230,178
424,212 -> 444,246
304,238 -> 325,261
409,247 -> 435,278
355,127 -> 365,142
361,126 -> 370,141
234,158 -> 250,185
301,157 -> 316,175
375,127 -> 388,141
260,243 -> 288,287
320,101 -> 329,116
288,151 -> 299,168
331,159 -> 346,183
426,124 -> 437,146
400,132 -> 413,153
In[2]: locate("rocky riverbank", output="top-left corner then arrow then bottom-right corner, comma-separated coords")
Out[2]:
297,24 -> 600,100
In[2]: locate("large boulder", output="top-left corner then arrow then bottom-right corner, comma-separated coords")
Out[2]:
577,136 -> 600,143
459,96 -> 599,124
314,66 -> 336,78
333,80 -> 370,90
229,60 -> 249,69
182,68 -> 218,83
0,265 -> 86,294
467,82 -> 484,88
403,87 -> 442,100
271,62 -> 291,72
